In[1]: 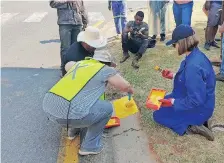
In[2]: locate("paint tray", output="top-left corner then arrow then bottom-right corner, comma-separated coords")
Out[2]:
146,88 -> 166,110
113,96 -> 139,119
105,116 -> 120,129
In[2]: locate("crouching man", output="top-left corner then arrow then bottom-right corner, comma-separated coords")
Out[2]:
120,11 -> 149,69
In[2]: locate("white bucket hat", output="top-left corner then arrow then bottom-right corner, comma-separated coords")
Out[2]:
93,49 -> 115,63
65,61 -> 76,72
77,26 -> 107,49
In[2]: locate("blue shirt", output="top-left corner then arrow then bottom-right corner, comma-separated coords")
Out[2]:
153,47 -> 216,135
172,47 -> 216,114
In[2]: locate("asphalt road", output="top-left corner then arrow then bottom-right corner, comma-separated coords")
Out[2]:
1,1 -> 148,163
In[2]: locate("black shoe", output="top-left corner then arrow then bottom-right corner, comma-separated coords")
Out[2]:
204,120 -> 213,130
204,42 -> 211,50
151,35 -> 157,40
160,34 -> 166,42
216,73 -> 224,82
131,55 -> 141,69
211,61 -> 221,67
211,41 -> 220,48
120,54 -> 130,63
215,38 -> 221,42
187,125 -> 214,141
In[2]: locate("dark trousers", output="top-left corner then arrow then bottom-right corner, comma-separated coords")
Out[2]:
59,24 -> 82,73
122,32 -> 148,57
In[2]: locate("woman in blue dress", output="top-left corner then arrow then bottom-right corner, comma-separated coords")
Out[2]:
153,25 -> 216,141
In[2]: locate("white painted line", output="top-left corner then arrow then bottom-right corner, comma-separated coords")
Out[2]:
1,13 -> 19,25
88,12 -> 105,23
23,12 -> 48,23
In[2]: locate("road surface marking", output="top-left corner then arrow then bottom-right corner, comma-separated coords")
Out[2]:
56,21 -> 103,163
57,128 -> 80,163
1,13 -> 19,25
23,12 -> 48,22
92,20 -> 104,28
88,12 -> 105,24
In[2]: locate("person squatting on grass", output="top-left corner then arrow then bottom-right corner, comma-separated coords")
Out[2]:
153,25 -> 216,141
43,50 -> 134,156
120,11 -> 149,69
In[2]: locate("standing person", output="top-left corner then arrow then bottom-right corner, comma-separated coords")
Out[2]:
50,0 -> 88,76
43,50 -> 134,155
216,21 -> 224,81
204,0 -> 222,50
120,11 -> 149,69
172,0 -> 193,27
108,0 -> 127,38
149,0 -> 169,41
153,25 -> 216,141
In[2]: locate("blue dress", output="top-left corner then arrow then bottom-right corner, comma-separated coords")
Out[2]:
153,47 -> 216,135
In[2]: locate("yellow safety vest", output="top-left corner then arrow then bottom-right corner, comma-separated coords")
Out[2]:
49,58 -> 105,101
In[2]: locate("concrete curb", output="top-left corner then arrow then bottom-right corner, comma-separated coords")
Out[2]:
109,113 -> 156,163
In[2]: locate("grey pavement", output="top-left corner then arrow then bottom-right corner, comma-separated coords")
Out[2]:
1,1 -> 153,163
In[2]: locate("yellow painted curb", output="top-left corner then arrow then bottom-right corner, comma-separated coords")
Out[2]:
57,128 -> 80,163
92,20 -> 104,28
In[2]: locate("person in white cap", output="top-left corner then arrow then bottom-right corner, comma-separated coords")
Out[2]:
43,50 -> 134,156
60,26 -> 107,76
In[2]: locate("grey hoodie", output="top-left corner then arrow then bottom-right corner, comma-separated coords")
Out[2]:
50,0 -> 88,25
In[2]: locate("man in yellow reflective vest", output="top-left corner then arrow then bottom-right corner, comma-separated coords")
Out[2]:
43,50 -> 134,156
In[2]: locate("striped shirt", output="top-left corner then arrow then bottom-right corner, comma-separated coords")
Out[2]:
43,66 -> 117,120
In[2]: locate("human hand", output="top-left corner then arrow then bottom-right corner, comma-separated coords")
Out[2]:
83,23 -> 87,30
219,22 -> 224,33
159,98 -> 174,107
127,86 -> 134,94
110,62 -> 117,68
108,4 -> 111,10
129,27 -> 133,33
137,31 -> 144,37
162,69 -> 174,79
204,1 -> 210,11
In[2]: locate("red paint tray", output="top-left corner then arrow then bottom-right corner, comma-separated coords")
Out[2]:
105,116 -> 120,129
146,88 -> 166,110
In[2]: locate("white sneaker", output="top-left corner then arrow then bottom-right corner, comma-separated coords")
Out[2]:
78,148 -> 103,156
67,136 -> 76,140
67,128 -> 80,140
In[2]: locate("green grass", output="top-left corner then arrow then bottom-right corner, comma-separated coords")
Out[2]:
107,23 -> 224,163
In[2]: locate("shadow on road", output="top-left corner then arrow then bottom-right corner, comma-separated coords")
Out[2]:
40,39 -> 60,44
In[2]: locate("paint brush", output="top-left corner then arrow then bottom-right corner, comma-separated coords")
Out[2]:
154,65 -> 163,72
125,93 -> 134,108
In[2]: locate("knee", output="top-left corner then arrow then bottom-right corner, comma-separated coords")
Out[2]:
104,101 -> 113,117
142,39 -> 148,46
153,111 -> 160,123
122,33 -> 129,42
